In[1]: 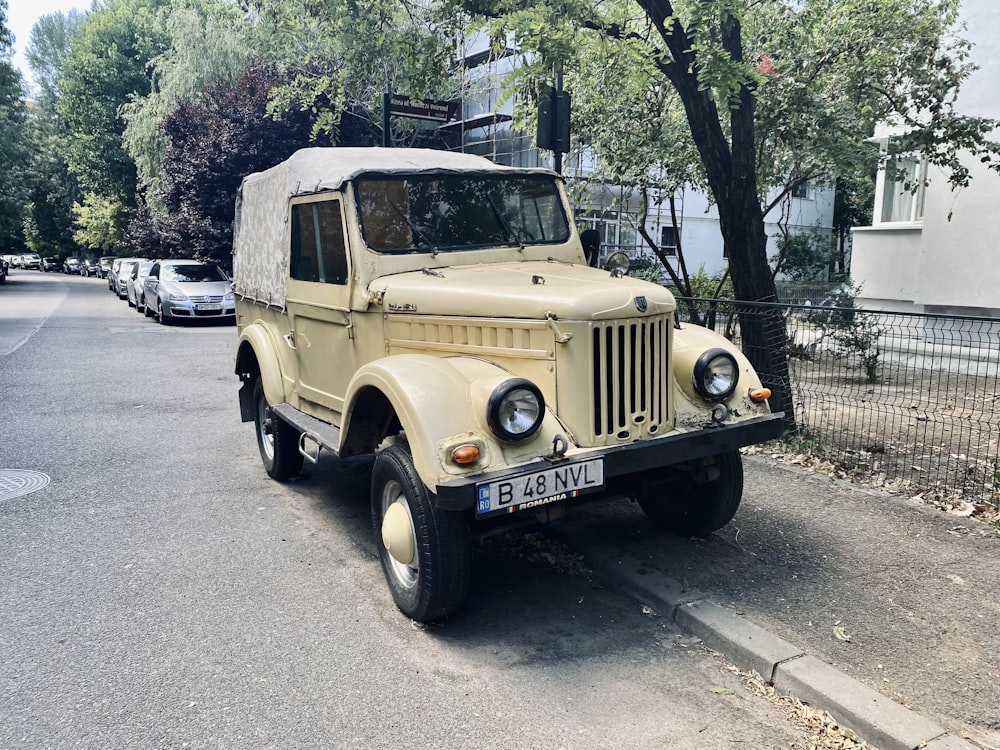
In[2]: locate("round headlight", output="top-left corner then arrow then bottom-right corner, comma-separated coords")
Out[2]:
693,349 -> 738,401
487,379 -> 545,442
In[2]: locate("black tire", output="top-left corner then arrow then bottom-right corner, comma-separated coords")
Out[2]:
158,300 -> 172,325
636,450 -> 744,537
371,444 -> 471,622
253,378 -> 303,480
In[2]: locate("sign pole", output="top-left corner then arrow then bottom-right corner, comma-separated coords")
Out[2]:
382,92 -> 392,148
553,69 -> 564,174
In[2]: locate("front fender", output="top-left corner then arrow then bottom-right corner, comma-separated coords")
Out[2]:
235,322 -> 287,414
672,323 -> 769,419
341,355 -> 565,493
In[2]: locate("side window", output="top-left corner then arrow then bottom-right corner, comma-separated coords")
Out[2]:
290,199 -> 349,285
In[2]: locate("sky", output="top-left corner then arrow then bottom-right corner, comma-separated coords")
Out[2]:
5,0 -> 93,93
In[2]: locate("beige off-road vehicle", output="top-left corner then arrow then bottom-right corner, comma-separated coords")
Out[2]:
233,147 -> 782,621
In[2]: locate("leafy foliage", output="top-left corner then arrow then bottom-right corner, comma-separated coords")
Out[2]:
72,192 -> 127,254
258,0 -> 463,143
771,226 -> 833,282
122,0 -> 255,193
23,9 -> 87,258
58,0 -> 171,204
128,67 -> 378,265
25,9 -> 87,107
0,0 -> 29,252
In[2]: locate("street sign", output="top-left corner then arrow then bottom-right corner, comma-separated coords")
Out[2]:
389,95 -> 461,123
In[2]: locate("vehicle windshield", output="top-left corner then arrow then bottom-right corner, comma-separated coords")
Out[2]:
355,173 -> 571,253
162,263 -> 227,282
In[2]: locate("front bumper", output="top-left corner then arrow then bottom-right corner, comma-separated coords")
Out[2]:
435,412 -> 785,512
164,302 -> 236,318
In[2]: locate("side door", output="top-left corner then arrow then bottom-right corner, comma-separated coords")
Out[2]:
144,263 -> 161,313
284,195 -> 354,418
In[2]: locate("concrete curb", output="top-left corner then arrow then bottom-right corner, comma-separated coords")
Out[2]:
551,520 -> 976,750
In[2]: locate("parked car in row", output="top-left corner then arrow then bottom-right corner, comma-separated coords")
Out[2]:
0,256 -> 7,283
144,259 -> 235,324
113,259 -> 143,298
63,258 -> 82,275
99,257 -> 114,278
81,259 -> 101,277
127,261 -> 155,312
109,258 -> 146,297
20,253 -> 41,270
41,256 -> 60,272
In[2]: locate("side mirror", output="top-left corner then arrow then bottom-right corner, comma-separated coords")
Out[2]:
603,252 -> 631,278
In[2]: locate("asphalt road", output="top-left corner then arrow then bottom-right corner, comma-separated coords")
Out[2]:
0,269 -> 836,749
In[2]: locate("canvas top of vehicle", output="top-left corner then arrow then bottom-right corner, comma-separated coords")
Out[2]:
232,147 -> 593,309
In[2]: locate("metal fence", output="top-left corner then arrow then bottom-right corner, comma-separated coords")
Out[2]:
676,297 -> 1000,506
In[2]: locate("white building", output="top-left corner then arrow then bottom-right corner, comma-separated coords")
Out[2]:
850,0 -> 1000,316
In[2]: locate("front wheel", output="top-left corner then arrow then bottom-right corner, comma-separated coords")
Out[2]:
636,450 -> 744,537
158,300 -> 172,325
372,444 -> 470,622
253,378 -> 303,480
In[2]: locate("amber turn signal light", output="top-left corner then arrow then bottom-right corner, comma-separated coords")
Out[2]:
749,388 -> 771,402
451,444 -> 480,464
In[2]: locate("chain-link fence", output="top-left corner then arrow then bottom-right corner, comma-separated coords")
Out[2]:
676,297 -> 1000,506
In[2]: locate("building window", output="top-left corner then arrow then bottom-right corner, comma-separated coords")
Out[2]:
660,226 -> 678,257
878,153 -> 926,224
791,181 -> 811,200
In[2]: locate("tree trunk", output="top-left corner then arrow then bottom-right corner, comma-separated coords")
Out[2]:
716,189 -> 797,433
638,0 -> 796,432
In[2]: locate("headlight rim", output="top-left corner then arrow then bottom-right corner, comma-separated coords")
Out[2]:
693,348 -> 739,402
486,378 -> 545,442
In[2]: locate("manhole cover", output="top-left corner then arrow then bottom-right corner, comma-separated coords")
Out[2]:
0,470 -> 51,501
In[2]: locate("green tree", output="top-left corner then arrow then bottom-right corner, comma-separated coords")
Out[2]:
0,0 -> 30,252
122,0 -> 255,194
127,67 -> 377,264
58,0 -> 171,206
258,0 -> 462,143
23,10 -> 88,258
72,192 -> 127,254
26,9 -> 87,107
462,0 -> 1000,430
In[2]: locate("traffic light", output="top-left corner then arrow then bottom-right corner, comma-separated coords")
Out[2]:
537,88 -> 571,153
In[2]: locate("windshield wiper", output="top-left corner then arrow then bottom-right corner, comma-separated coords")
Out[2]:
388,201 -> 438,257
487,194 -> 524,252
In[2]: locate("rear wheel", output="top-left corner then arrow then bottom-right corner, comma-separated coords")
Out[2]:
253,378 -> 303,480
372,444 -> 470,622
636,451 -> 744,537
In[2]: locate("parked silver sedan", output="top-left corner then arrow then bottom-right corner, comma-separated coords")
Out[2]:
127,261 -> 155,312
110,258 -> 146,298
113,259 -> 142,299
143,260 -> 235,324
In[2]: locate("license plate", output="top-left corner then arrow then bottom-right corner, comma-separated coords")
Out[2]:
195,303 -> 222,311
476,458 -> 604,516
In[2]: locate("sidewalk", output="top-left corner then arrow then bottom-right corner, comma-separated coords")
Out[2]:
554,456 -> 1000,749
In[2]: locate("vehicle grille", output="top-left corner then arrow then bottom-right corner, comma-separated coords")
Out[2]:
188,295 -> 224,303
590,315 -> 670,442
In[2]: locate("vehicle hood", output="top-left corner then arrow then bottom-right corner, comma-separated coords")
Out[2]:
368,261 -> 675,320
158,280 -> 232,296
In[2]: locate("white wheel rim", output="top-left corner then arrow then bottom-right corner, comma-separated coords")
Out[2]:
380,479 -> 419,589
